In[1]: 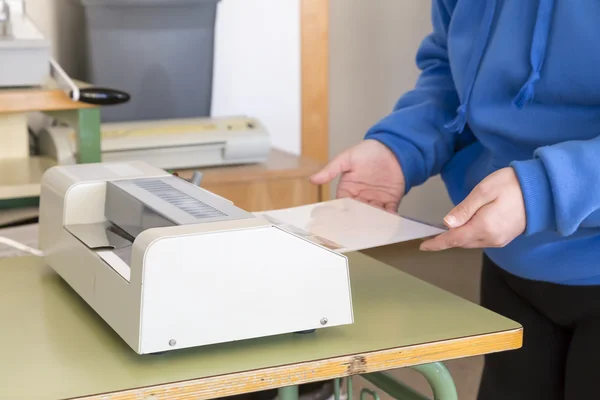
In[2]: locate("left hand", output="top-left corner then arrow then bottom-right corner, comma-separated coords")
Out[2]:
420,167 -> 527,251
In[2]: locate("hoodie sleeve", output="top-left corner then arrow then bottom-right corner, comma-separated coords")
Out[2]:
511,137 -> 600,236
364,0 -> 460,194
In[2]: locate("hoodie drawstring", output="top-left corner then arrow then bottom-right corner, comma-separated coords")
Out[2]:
446,0 -> 555,133
445,0 -> 498,134
513,0 -> 554,108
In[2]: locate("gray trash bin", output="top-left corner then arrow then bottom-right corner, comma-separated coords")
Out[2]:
81,0 -> 221,122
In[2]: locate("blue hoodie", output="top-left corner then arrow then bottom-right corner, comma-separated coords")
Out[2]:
365,0 -> 600,285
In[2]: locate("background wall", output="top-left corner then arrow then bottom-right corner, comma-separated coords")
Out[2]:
211,0 -> 301,155
23,0 -> 301,155
23,0 -> 452,221
328,0 -> 453,225
23,0 -> 86,78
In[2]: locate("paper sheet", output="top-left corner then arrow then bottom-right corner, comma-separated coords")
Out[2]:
253,198 -> 445,253
0,223 -> 39,259
0,199 -> 445,259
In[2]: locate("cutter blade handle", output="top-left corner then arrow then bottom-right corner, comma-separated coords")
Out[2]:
74,88 -> 131,106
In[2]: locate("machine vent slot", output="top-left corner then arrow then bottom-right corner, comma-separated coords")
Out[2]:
134,179 -> 226,219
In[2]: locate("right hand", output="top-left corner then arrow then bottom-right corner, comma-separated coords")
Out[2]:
309,139 -> 406,213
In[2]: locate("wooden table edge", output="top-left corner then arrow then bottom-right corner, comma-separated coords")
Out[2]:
0,87 -> 97,114
73,327 -> 523,400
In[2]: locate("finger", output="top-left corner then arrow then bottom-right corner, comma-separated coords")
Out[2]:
351,195 -> 371,205
419,222 -> 479,251
367,200 -> 385,210
425,201 -> 507,250
356,197 -> 399,214
336,186 -> 353,199
444,183 -> 497,228
309,152 -> 351,185
371,200 -> 400,215
384,202 -> 399,214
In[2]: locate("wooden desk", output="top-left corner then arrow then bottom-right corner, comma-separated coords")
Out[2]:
0,243 -> 522,400
0,81 -> 96,114
0,80 -> 101,205
0,148 -> 323,213
175,149 -> 327,212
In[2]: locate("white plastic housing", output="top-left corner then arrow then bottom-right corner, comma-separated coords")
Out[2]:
38,161 -> 354,354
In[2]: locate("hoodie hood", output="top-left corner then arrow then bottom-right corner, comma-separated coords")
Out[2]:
446,0 -> 556,134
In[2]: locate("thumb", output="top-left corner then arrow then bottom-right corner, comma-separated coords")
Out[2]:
444,183 -> 496,228
310,151 -> 351,185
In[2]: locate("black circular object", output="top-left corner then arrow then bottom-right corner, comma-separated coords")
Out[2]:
73,87 -> 131,106
294,329 -> 316,335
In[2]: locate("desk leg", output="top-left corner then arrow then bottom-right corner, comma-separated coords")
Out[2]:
361,373 -> 428,400
361,362 -> 458,400
74,108 -> 101,164
45,108 -> 102,164
412,363 -> 458,400
334,376 -> 353,400
278,385 -> 299,400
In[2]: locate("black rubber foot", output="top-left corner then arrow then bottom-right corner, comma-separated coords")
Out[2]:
294,329 -> 316,334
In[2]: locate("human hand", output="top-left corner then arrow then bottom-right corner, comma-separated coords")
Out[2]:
420,167 -> 526,251
310,139 -> 405,213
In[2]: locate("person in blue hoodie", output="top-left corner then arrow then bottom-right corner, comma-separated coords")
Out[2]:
311,1 -> 600,399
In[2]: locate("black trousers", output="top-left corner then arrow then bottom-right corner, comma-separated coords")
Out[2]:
478,254 -> 600,400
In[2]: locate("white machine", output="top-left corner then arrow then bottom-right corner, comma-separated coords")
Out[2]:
38,161 -> 353,354
38,116 -> 271,170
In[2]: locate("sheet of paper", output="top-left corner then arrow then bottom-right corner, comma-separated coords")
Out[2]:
0,199 -> 444,258
253,198 -> 445,253
0,223 -> 39,259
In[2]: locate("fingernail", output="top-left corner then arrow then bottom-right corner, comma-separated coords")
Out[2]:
444,215 -> 457,227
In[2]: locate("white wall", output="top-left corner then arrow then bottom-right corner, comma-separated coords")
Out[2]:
23,0 -> 86,78
23,0 -> 302,155
211,0 -> 301,155
329,0 -> 454,225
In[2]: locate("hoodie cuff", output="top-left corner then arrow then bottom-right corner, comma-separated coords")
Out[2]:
510,158 -> 556,235
364,132 -> 425,195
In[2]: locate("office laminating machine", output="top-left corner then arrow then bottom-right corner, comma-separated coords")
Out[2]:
38,116 -> 271,170
38,161 -> 353,354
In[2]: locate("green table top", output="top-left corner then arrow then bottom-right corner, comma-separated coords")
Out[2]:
0,247 -> 521,400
